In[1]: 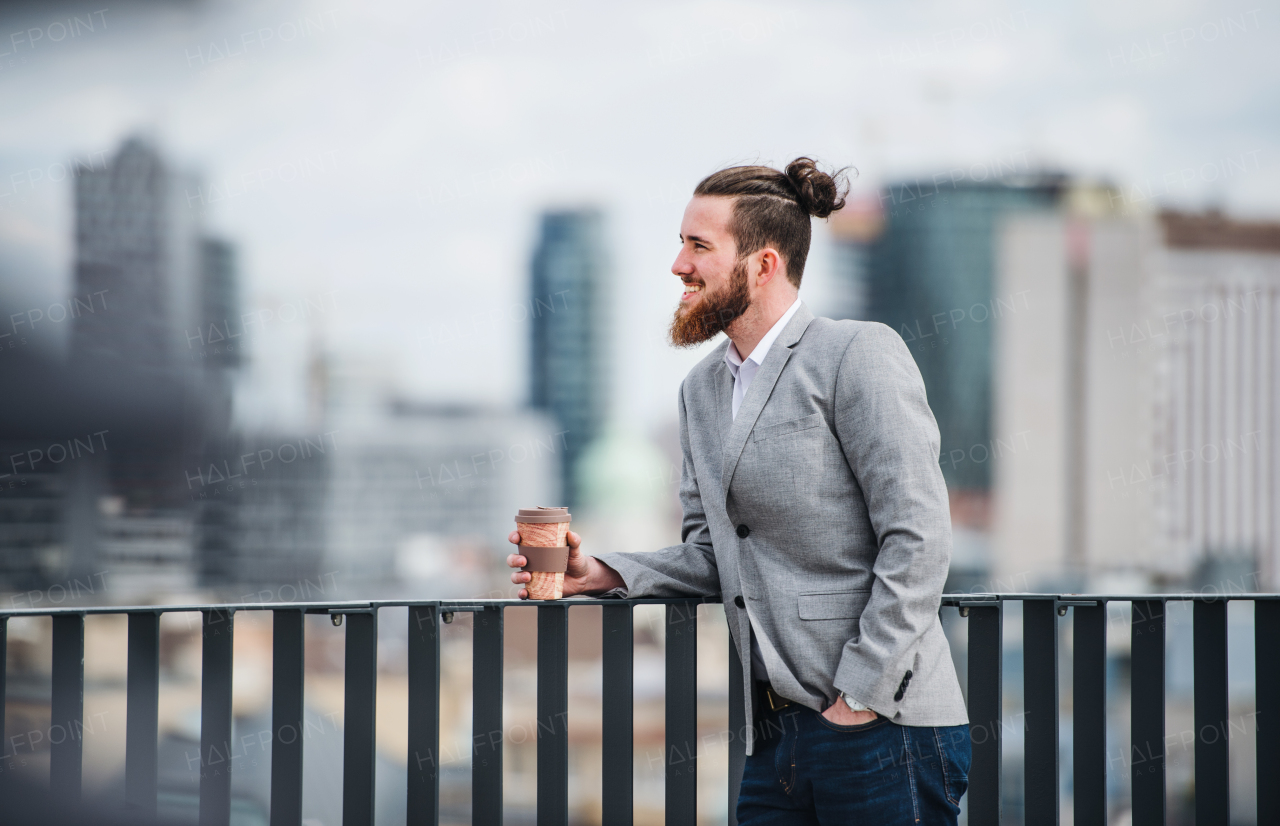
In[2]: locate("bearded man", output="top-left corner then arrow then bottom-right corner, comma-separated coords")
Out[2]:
509,158 -> 971,824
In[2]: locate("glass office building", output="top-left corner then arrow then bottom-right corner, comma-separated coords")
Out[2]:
529,209 -> 610,509
864,177 -> 1065,491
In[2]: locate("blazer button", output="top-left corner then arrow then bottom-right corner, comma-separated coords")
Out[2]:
894,688 -> 905,702
736,524 -> 750,538
734,596 -> 746,609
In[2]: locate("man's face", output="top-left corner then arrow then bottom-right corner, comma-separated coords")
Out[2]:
669,196 -> 751,347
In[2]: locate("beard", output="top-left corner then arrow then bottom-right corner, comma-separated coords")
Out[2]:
668,259 -> 752,347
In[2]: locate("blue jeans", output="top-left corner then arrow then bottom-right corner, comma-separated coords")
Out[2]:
737,705 -> 971,825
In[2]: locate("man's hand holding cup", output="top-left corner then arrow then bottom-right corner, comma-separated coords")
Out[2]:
507,528 -> 622,599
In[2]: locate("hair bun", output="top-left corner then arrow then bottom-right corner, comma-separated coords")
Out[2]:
785,157 -> 849,219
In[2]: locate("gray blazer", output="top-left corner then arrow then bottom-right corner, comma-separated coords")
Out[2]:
597,303 -> 968,753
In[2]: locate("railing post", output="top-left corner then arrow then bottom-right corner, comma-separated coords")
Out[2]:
1131,599 -> 1165,826
537,604 -> 569,826
1072,603 -> 1107,826
407,605 -> 441,826
343,610 -> 379,826
966,603 -> 1002,826
200,608 -> 235,826
50,613 -> 85,803
665,601 -> 698,826
726,632 -> 746,826
0,617 -> 7,791
1258,599 -> 1280,823
1023,599 -> 1059,824
601,604 -> 634,826
1193,599 -> 1229,825
472,605 -> 504,826
271,609 -> 306,826
125,612 -> 160,815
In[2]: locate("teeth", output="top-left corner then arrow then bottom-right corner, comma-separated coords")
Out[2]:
684,284 -> 701,292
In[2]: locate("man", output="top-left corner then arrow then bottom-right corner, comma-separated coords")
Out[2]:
508,158 -> 970,823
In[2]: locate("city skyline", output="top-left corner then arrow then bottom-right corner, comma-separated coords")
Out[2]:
1,0 -> 1274,437
0,5 -> 1274,822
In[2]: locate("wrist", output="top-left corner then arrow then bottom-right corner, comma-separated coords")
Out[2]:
571,556 -> 620,596
589,557 -> 625,594
562,561 -> 589,596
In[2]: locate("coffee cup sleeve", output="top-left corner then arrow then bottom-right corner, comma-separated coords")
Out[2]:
518,544 -> 569,573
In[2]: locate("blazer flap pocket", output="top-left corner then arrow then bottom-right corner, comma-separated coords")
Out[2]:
753,412 -> 822,442
798,590 -> 872,621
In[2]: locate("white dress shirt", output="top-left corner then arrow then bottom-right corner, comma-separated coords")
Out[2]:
723,298 -> 803,417
723,298 -> 801,686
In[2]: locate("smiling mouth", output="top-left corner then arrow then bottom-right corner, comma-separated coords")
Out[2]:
681,282 -> 703,301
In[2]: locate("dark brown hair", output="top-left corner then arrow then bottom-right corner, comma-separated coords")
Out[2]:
693,157 -> 851,287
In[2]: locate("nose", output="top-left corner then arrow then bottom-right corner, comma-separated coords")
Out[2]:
672,248 -> 694,278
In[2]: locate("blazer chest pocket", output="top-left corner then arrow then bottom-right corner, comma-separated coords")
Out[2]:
798,589 -> 872,621
753,412 -> 822,442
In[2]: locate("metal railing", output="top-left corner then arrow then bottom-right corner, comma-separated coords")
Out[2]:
0,593 -> 1276,825
945,592 -> 1278,826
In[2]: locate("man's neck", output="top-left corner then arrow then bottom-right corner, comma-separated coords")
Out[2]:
727,292 -> 798,359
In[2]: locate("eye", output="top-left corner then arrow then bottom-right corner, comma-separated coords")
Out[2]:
694,243 -> 707,250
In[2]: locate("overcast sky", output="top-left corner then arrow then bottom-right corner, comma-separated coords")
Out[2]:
0,0 -> 1274,433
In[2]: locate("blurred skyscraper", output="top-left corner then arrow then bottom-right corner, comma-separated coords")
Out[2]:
198,238 -> 241,367
863,176 -> 1066,493
833,174 -> 1067,590
0,135 -> 250,596
73,137 -> 202,373
528,209 -> 610,509
194,237 -> 240,440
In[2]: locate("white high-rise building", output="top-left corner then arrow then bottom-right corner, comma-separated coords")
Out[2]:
1151,213 -> 1279,587
993,209 -> 1280,588
322,403 -> 562,596
316,360 -> 562,595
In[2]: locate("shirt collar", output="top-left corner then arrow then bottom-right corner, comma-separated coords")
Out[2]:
724,298 -> 803,373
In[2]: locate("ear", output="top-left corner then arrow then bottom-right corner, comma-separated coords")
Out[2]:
754,247 -> 783,287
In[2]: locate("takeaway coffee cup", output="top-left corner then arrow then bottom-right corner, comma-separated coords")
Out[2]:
514,507 -> 571,600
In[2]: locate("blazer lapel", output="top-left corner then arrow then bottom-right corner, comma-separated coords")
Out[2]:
720,303 -> 815,492
715,361 -> 733,449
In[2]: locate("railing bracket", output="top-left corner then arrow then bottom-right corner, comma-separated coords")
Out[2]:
332,614 -> 343,627
1056,599 -> 1099,616
442,611 -> 454,624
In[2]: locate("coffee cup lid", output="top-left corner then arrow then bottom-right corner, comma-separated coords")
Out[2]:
515,506 -> 571,523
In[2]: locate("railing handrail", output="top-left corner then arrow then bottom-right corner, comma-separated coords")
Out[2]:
0,595 -> 724,617
2,590 -> 1277,617
940,591 -> 1280,602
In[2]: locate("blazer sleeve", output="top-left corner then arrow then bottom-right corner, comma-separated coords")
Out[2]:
593,381 -> 720,598
830,323 -> 952,717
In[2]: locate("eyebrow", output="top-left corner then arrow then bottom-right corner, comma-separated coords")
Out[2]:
681,234 -> 713,245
